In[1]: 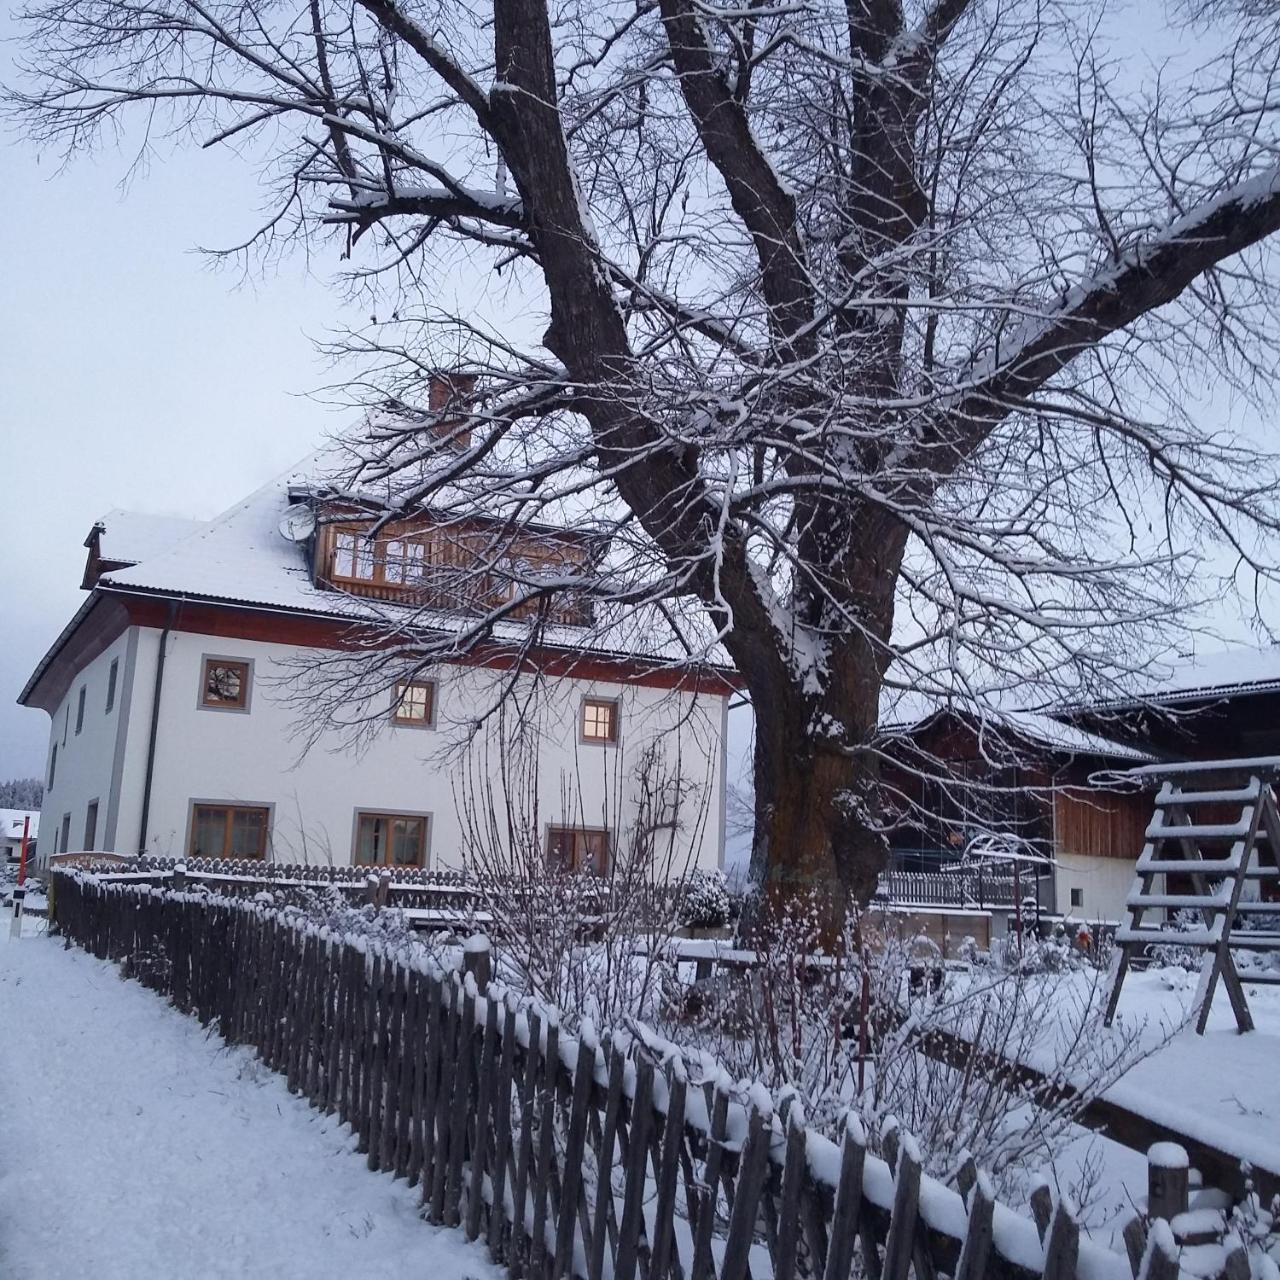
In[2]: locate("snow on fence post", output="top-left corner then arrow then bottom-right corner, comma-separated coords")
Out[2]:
462,934 -> 492,995
1147,1143 -> 1190,1223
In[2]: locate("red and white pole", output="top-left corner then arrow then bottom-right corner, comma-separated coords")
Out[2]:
18,815 -> 30,886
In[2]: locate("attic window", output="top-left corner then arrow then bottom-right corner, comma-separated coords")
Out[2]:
385,538 -> 428,585
201,658 -> 251,711
333,530 -> 376,581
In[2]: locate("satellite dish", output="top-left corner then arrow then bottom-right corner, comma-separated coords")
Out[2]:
278,504 -> 317,543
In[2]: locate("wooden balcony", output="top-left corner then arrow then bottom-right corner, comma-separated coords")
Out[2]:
323,570 -> 592,628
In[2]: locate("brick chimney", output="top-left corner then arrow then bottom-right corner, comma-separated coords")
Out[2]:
428,371 -> 477,412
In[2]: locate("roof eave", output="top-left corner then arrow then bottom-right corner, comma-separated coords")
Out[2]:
92,581 -> 745,688
17,593 -> 102,709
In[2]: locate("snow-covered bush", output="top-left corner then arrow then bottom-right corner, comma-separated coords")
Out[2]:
674,892 -> 1150,1207
679,870 -> 730,929
1147,908 -> 1203,971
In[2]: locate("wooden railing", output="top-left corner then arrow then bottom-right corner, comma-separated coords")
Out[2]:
879,868 -> 1029,911
51,871 -> 1190,1280
323,567 -> 591,627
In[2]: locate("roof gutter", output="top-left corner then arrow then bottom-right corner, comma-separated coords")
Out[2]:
137,597 -> 180,857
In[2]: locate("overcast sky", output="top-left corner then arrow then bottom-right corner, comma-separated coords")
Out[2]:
0,12 -> 357,778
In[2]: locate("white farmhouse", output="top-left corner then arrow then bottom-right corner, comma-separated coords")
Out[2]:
20,427 -> 734,875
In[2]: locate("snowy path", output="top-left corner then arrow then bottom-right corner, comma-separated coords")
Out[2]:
0,923 -> 499,1280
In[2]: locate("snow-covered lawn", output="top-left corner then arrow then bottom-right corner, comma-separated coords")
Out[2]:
0,921 -> 500,1280
1103,966 -> 1280,1176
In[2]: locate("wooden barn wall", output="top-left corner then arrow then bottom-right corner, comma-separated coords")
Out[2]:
1053,788 -> 1149,861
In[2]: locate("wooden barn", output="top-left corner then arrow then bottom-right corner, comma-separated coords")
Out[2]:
879,707 -> 1153,923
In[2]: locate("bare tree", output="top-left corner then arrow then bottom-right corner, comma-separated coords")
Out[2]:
13,0 -> 1280,910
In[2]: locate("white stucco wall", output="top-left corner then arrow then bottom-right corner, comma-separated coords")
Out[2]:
95,626 -> 726,873
35,628 -> 144,864
1053,852 -> 1136,924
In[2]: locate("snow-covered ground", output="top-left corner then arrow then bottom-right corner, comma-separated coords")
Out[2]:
0,919 -> 500,1280
1103,965 -> 1280,1177
996,962 -> 1280,1246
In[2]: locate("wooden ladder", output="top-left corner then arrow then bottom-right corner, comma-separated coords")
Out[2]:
1103,758 -> 1280,1034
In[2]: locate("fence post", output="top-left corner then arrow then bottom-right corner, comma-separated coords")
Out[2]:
173,861 -> 187,892
463,934 -> 492,994
363,872 -> 380,907
1147,1144 -> 1189,1223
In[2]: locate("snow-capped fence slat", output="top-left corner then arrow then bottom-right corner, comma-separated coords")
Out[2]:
51,872 -> 1164,1280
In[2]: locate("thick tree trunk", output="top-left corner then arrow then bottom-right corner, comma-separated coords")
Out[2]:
745,672 -> 889,931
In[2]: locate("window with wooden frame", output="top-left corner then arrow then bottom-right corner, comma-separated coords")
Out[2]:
354,812 -> 428,867
383,537 -> 429,586
393,680 -> 436,728
200,658 -> 251,711
332,529 -> 377,582
84,800 -> 98,852
581,697 -> 619,744
189,804 -> 270,859
546,826 -> 610,875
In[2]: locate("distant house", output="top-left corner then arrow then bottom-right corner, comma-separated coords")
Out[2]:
881,707 -> 1153,922
19,390 -> 734,874
1,810 -> 38,863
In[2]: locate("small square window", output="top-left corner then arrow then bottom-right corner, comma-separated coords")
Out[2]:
393,680 -> 435,727
1070,887 -> 1084,909
201,658 -> 251,711
581,698 -> 619,744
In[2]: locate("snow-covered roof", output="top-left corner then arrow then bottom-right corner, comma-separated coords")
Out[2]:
97,452 -> 729,669
0,810 -> 39,841
998,710 -> 1154,762
878,693 -> 1153,762
1085,645 -> 1280,708
92,509 -> 209,566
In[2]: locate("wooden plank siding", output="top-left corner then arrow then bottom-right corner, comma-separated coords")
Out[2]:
1052,789 -> 1150,862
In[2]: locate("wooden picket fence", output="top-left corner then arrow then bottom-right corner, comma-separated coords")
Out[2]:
52,872 -> 1180,1280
